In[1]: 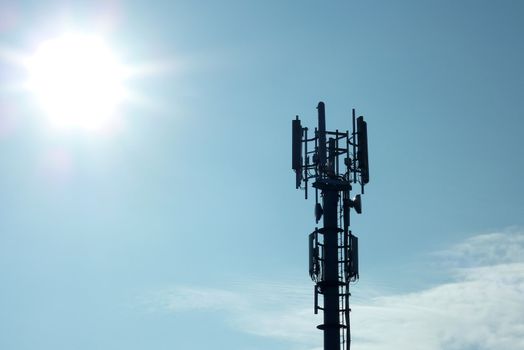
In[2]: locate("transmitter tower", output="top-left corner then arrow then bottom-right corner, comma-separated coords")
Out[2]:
292,102 -> 370,350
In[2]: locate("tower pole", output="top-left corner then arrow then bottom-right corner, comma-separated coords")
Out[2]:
322,186 -> 341,350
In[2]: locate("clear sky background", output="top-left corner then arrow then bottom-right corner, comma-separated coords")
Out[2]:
1,1 -> 523,350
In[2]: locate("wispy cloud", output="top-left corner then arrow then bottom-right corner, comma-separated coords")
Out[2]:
143,280 -> 320,347
145,229 -> 524,350
435,228 -> 524,268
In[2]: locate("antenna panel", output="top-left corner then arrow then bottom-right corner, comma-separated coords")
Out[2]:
349,234 -> 359,280
309,232 -> 318,280
292,117 -> 302,171
356,116 -> 369,184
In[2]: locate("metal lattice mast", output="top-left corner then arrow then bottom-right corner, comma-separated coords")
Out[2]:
292,102 -> 370,350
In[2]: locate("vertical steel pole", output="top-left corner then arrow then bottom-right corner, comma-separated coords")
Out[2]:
322,137 -> 341,350
322,186 -> 340,350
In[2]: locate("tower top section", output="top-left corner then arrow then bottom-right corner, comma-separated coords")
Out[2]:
292,101 -> 370,200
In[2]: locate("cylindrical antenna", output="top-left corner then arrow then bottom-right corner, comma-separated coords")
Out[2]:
317,102 -> 327,175
352,109 -> 357,184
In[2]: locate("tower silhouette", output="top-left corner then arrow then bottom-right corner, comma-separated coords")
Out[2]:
292,102 -> 370,350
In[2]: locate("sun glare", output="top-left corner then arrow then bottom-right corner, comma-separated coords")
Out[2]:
26,33 -> 126,131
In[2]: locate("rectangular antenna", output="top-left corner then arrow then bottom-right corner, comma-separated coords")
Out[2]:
343,194 -> 350,233
309,232 -> 317,280
314,286 -> 319,314
356,116 -> 369,184
292,116 -> 302,171
349,234 -> 359,280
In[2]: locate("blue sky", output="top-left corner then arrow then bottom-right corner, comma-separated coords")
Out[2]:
0,1 -> 523,350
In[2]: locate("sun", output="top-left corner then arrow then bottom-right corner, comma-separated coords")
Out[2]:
26,33 -> 126,131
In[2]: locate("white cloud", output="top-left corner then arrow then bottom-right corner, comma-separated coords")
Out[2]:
356,230 -> 524,350
435,228 -> 524,268
354,262 -> 524,350
145,281 -> 321,348
147,230 -> 524,350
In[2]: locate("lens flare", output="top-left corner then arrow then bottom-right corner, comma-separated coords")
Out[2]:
26,33 -> 126,131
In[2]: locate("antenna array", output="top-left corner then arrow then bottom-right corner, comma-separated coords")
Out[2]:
292,102 -> 370,350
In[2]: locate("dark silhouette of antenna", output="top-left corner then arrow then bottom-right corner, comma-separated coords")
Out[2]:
292,102 -> 370,350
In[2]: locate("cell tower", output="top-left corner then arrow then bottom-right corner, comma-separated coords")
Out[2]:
292,102 -> 370,350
